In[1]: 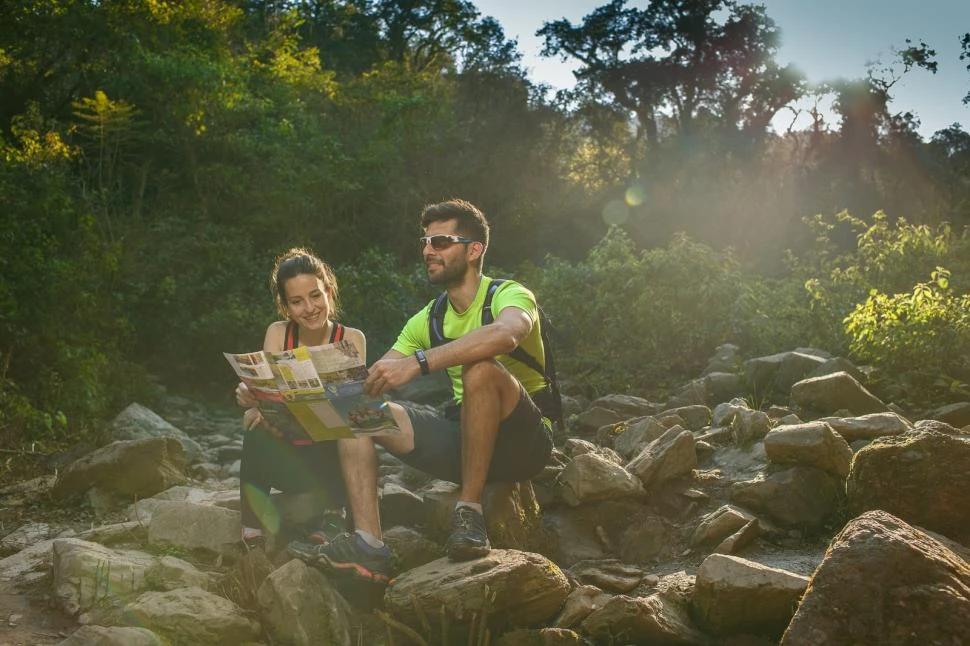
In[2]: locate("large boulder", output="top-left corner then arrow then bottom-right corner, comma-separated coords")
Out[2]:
691,554 -> 808,638
257,559 -> 353,646
743,351 -> 826,398
763,421 -> 853,478
846,429 -> 970,544
560,452 -> 645,506
730,466 -> 841,529
110,402 -> 203,463
817,412 -> 912,442
147,501 -> 241,556
791,371 -> 887,416
780,510 -> 970,645
625,426 -> 697,490
121,587 -> 260,646
51,437 -> 188,504
385,550 -> 570,640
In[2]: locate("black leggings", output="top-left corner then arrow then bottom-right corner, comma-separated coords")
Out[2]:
239,426 -> 347,531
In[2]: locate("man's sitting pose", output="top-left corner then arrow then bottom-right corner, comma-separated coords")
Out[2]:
288,198 -> 554,582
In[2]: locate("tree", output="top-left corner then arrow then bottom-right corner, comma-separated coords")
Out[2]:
539,0 -> 804,156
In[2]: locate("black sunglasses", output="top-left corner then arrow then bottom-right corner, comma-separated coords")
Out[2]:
419,234 -> 476,250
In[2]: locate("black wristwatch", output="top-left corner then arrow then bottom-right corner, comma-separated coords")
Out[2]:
415,349 -> 430,375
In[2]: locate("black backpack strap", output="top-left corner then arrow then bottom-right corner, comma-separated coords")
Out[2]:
428,291 -> 451,348
285,321 -> 299,350
483,279 -> 547,379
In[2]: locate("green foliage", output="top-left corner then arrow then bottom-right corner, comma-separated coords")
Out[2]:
534,228 -> 743,397
845,268 -> 970,404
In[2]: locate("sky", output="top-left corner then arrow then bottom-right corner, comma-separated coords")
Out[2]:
473,0 -> 970,140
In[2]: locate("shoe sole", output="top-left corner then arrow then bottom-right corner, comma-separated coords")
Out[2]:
446,543 -> 491,561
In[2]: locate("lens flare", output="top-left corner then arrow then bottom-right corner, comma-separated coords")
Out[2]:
602,199 -> 630,226
625,185 -> 647,206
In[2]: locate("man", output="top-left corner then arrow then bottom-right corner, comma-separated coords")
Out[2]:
289,199 -> 553,582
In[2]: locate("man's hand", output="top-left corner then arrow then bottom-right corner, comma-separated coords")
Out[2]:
236,381 -> 257,408
364,355 -> 421,396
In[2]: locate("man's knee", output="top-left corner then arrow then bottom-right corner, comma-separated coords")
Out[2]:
460,359 -> 505,390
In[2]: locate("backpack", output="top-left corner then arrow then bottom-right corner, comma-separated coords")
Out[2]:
428,278 -> 564,429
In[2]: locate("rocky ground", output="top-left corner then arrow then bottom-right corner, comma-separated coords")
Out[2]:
1,345 -> 969,645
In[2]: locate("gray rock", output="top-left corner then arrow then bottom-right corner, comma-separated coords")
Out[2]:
764,421 -> 853,477
744,351 -> 827,398
847,430 -> 970,544
925,401 -> 970,428
590,394 -> 663,418
581,590 -> 710,645
626,426 -> 697,490
613,416 -> 667,459
56,626 -> 164,646
121,586 -> 260,646
659,405 -> 711,432
257,559 -> 352,646
817,411 -> 912,442
385,550 -> 570,640
690,505 -> 756,548
692,554 -> 808,637
791,371 -> 888,416
111,403 -> 203,464
780,510 -> 970,646
147,501 -> 240,555
730,466 -> 841,529
561,453 -> 645,506
712,399 -> 770,445
51,437 -> 188,504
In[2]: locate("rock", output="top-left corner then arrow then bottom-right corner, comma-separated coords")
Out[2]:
383,525 -> 443,571
56,625 -> 164,645
913,418 -> 961,434
925,401 -> 970,428
483,481 -> 543,550
257,559 -> 353,646
110,402 -> 203,464
1,522 -> 53,553
571,560 -> 646,593
780,510 -> 970,645
744,351 -> 827,398
560,452 -> 645,506
52,539 -> 212,616
618,515 -> 669,563
121,586 -> 260,646
493,627 -> 587,645
385,550 -> 570,640
541,510 -> 607,566
660,406 -> 712,432
380,480 -> 426,529
581,591 -> 710,645
613,416 -> 667,459
703,343 -> 742,375
690,505 -> 756,548
51,437 -> 188,504
691,554 -> 808,638
730,467 -> 841,529
713,519 -> 760,555
626,426 -> 697,490
0,539 -> 55,586
590,394 -> 662,418
711,400 -> 770,445
147,501 -> 240,555
846,430 -> 970,543
790,371 -> 887,416
763,421 -> 853,477
817,411 -> 912,442
552,585 -> 613,629
574,407 -> 626,435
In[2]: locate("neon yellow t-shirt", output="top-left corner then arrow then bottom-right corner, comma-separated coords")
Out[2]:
391,276 -> 547,403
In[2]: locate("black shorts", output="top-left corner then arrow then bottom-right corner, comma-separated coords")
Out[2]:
397,387 -> 553,484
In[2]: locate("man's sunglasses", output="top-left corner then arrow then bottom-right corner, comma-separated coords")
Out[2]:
419,234 -> 476,250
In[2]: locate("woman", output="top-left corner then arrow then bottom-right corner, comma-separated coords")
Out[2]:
235,247 -> 365,548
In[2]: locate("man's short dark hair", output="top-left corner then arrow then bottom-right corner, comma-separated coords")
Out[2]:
420,199 -> 490,251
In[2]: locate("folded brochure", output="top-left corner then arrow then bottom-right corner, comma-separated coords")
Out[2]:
224,339 -> 398,441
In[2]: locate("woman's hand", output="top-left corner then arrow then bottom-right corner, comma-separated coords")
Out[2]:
236,381 -> 257,408
243,407 -> 263,431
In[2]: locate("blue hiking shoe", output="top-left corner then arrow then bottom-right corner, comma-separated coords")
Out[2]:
288,532 -> 393,584
446,506 -> 491,561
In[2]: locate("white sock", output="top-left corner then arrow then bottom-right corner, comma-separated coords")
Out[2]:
355,529 -> 384,549
456,501 -> 483,515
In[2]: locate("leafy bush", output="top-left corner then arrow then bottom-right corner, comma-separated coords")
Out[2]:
844,268 -> 970,405
534,228 -> 744,397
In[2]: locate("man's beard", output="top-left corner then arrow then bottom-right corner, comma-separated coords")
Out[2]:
427,259 -> 466,286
